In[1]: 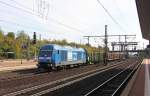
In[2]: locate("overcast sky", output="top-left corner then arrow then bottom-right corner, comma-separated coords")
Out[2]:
0,0 -> 148,49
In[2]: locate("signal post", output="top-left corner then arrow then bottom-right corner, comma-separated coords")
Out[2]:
104,25 -> 108,65
33,32 -> 37,61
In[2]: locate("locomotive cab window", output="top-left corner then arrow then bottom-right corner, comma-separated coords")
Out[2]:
57,50 -> 60,54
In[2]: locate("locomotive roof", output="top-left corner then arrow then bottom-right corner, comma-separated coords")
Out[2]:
42,44 -> 85,52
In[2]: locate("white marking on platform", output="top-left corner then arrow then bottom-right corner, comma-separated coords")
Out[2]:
144,59 -> 150,96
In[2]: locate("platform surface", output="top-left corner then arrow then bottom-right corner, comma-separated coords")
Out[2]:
129,59 -> 150,96
0,59 -> 36,72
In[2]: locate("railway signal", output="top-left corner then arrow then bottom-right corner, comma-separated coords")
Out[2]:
33,32 -> 36,44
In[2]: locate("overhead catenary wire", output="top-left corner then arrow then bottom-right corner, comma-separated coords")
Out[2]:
0,13 -> 84,36
0,12 -> 44,29
10,0 -> 34,12
0,1 -> 36,16
10,0 -> 86,32
0,12 -> 61,37
0,1 -> 86,34
96,0 -> 126,33
0,19 -> 49,33
0,19 -> 65,37
0,12 -> 84,36
0,3 -> 51,32
0,19 -> 44,32
11,0 -> 50,19
112,0 -> 129,28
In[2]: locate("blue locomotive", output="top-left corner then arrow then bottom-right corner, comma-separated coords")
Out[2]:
37,44 -> 87,70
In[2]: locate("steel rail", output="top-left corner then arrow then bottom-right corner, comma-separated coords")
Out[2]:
25,60 -> 134,96
84,61 -> 140,96
4,60 -> 131,96
111,61 -> 141,96
0,60 -> 122,82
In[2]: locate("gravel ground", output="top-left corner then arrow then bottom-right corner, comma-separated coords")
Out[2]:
0,63 -> 105,95
42,60 -> 138,96
0,60 -> 133,95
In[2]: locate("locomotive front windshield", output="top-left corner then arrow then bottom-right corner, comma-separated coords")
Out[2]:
39,51 -> 52,57
39,45 -> 53,57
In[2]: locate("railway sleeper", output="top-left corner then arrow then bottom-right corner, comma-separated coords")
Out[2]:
99,89 -> 115,94
107,84 -> 119,89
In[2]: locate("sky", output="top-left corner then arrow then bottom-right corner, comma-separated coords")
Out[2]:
0,0 -> 149,49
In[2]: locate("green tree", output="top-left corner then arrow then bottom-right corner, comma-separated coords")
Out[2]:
14,41 -> 21,59
7,32 -> 15,39
6,32 -> 15,45
17,31 -> 29,58
0,28 -> 4,42
61,39 -> 67,45
16,30 -> 28,43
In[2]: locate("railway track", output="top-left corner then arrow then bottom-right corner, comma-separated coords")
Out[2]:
0,69 -> 36,81
0,61 -> 120,82
39,60 -> 140,96
2,59 -> 140,96
1,60 -> 127,95
85,60 -> 140,96
0,61 -> 125,95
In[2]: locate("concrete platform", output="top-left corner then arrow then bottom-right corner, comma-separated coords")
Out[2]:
122,59 -> 150,96
0,59 -> 37,72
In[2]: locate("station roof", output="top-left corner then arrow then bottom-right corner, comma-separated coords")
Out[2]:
136,0 -> 150,40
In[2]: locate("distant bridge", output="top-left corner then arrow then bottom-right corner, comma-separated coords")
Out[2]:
109,50 -> 145,53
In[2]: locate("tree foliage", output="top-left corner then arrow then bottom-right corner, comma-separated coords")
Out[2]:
0,29 -> 4,43
0,28 -> 104,59
7,32 -> 15,39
